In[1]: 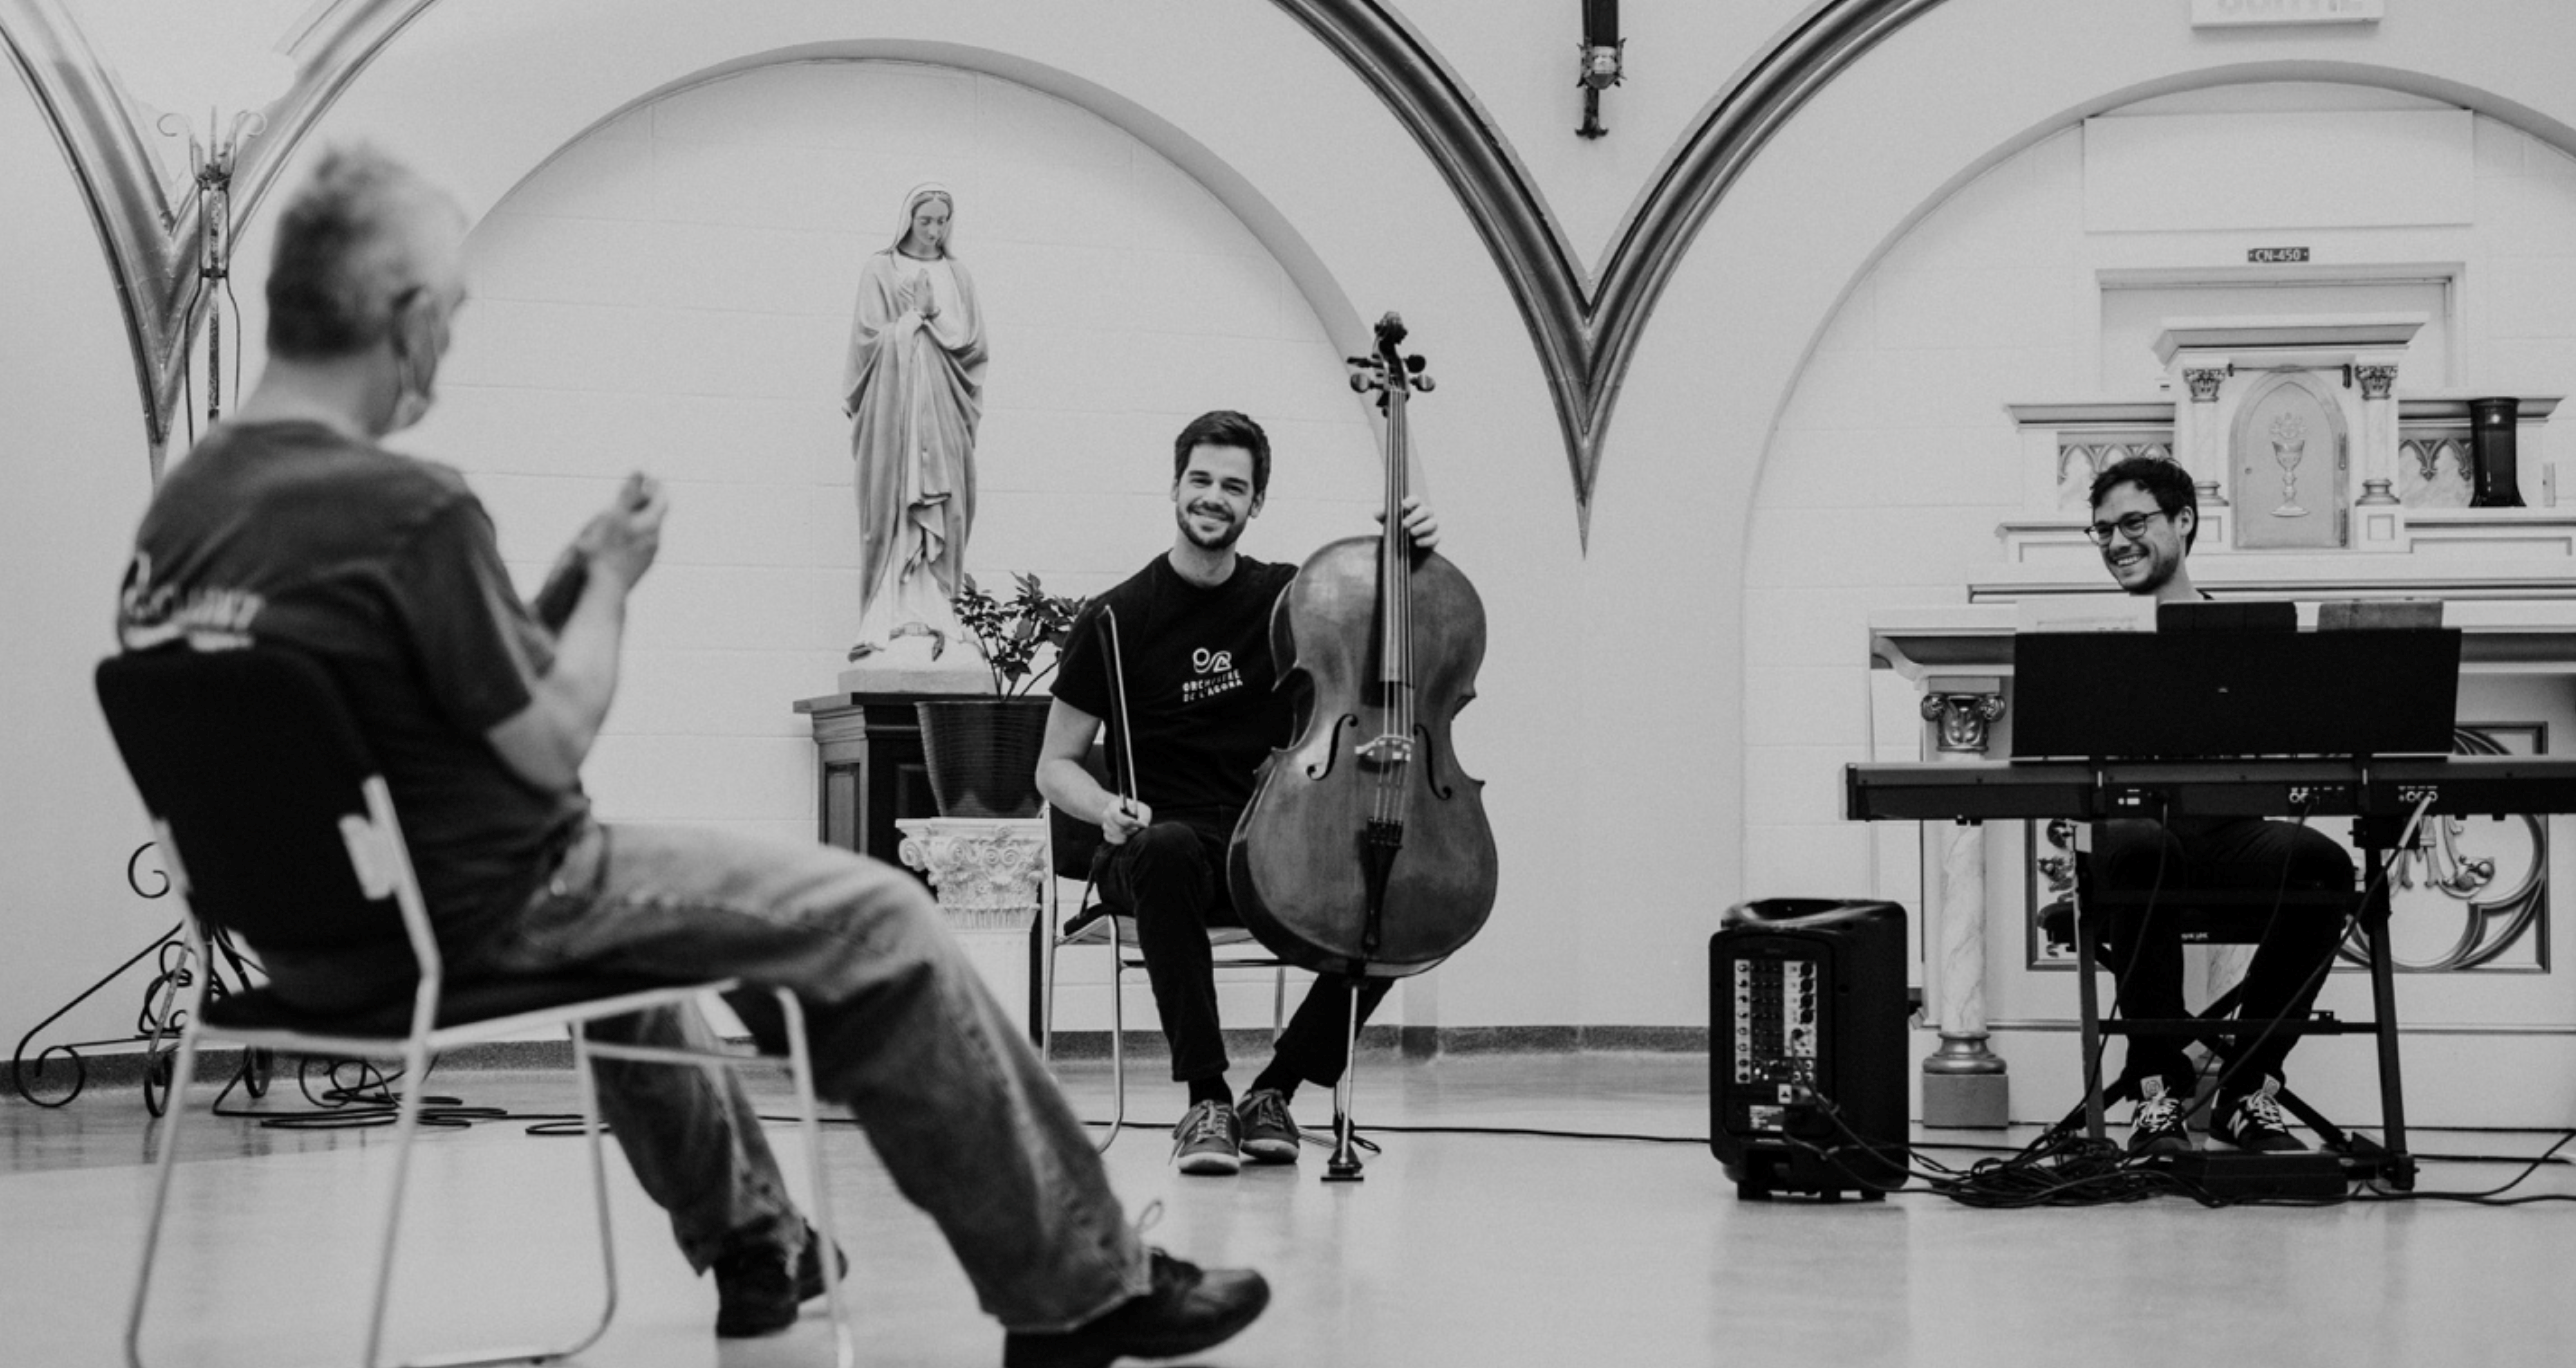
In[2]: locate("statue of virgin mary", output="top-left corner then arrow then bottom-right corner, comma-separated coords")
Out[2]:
842,183 -> 988,658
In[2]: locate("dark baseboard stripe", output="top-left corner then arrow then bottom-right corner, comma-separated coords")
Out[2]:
8,1026 -> 1713,1099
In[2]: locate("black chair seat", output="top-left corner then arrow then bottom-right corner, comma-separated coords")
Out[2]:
201,975 -> 697,1039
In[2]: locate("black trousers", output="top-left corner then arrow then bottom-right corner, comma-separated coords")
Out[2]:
2092,817 -> 2354,1097
1098,814 -> 1390,1086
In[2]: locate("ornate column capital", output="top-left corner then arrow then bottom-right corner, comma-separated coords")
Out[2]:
1920,690 -> 2006,756
2183,367 -> 2227,403
896,817 -> 1048,931
2355,364 -> 2398,401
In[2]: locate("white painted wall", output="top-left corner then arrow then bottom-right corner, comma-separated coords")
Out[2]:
0,67 -> 168,1064
19,2 -> 2576,1065
414,61 -> 1383,1030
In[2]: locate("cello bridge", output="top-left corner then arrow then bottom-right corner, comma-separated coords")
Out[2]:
1356,734 -> 1414,765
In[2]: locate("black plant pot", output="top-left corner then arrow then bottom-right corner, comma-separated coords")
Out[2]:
915,698 -> 1053,819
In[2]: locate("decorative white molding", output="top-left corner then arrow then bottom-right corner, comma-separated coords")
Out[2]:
2191,0 -> 2382,29
1921,688 -> 2005,756
897,816 -> 1047,1033
2152,314 -> 2426,365
1873,600 -> 2576,682
896,818 -> 1048,933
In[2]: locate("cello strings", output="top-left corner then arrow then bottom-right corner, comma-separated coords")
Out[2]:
1379,360 -> 1410,828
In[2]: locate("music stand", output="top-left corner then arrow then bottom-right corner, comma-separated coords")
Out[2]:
2012,628 -> 2459,762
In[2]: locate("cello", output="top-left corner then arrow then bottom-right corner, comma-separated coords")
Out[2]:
1227,312 -> 1498,1177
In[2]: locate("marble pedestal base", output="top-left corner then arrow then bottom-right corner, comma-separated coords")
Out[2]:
1921,1070 -> 2010,1129
1921,1032 -> 2010,1129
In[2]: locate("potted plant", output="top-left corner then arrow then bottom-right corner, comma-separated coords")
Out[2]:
915,573 -> 1085,818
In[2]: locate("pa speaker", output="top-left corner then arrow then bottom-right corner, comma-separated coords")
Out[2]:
1710,898 -> 1909,1200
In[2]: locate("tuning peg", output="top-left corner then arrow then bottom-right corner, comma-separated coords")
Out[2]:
1414,375 -> 1436,392
1404,355 -> 1426,373
1348,372 -> 1372,394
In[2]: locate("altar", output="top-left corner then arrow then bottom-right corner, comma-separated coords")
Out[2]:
1867,315 -> 2576,1130
1872,597 -> 2576,1131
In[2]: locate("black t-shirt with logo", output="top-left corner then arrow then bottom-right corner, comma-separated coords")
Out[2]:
118,420 -> 586,998
1053,554 -> 1298,824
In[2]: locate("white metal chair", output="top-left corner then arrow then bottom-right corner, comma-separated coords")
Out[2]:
98,647 -> 853,1368
1036,747 -> 1287,1151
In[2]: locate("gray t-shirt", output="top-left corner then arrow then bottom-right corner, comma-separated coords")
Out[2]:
119,420 -> 587,1004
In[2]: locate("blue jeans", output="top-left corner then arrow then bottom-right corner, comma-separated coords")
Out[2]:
453,820 -> 1148,1333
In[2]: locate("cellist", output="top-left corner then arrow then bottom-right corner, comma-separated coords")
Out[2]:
1037,409 -> 1440,1176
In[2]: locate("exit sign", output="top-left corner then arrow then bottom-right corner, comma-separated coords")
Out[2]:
2193,0 -> 2382,26
2249,247 -> 2311,264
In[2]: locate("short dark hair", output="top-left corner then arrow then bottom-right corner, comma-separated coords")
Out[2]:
2089,455 -> 2198,551
1172,410 -> 1271,497
265,146 -> 458,359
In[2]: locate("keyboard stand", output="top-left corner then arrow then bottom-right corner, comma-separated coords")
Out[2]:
2072,814 -> 2415,1191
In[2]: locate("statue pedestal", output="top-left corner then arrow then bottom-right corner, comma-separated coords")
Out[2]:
896,817 -> 1047,1039
840,631 -> 991,697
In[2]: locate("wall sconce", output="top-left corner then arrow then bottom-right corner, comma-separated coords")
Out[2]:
156,107 -> 265,432
1577,0 -> 1624,139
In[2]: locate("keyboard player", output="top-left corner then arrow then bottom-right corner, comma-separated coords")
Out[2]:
2083,457 -> 2353,1156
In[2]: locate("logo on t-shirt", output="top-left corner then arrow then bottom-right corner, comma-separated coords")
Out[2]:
116,550 -> 263,651
1181,645 -> 1243,705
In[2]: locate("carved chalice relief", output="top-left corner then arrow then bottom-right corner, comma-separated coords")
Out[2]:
2268,412 -> 2310,519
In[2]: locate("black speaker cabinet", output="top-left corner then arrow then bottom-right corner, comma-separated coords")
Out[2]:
1710,899 -> 1909,1201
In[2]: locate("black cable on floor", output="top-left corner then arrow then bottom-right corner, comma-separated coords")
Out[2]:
1768,1089 -> 2576,1211
184,1066 -> 2576,1201
210,1055 -> 530,1132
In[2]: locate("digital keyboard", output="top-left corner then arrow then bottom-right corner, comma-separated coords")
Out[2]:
1845,755 -> 2576,823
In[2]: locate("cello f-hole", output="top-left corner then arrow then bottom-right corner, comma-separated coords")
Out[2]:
1306,714 -> 1358,780
1414,724 -> 1456,801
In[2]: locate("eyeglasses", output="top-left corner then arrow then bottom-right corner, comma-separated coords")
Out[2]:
2083,510 -> 2170,546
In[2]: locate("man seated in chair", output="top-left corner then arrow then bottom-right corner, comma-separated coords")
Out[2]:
1035,411 -> 1438,1176
2084,455 -> 2355,1156
113,145 -> 1265,1367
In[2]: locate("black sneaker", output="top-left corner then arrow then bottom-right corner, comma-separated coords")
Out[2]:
2211,1078 -> 2309,1153
1002,1248 -> 1270,1368
2126,1077 -> 2193,1158
1172,1098 -> 1241,1176
1236,1087 -> 1301,1165
712,1220 -> 847,1339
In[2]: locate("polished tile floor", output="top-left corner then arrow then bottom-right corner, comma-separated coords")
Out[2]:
5,1051 -> 2573,1368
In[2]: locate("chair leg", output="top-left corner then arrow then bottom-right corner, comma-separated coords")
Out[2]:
1101,927 -> 1127,1154
774,990 -> 855,1368
557,1027 -> 620,1363
124,1019 -> 207,1368
1041,924 -> 1061,1065
359,1038 -> 434,1368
